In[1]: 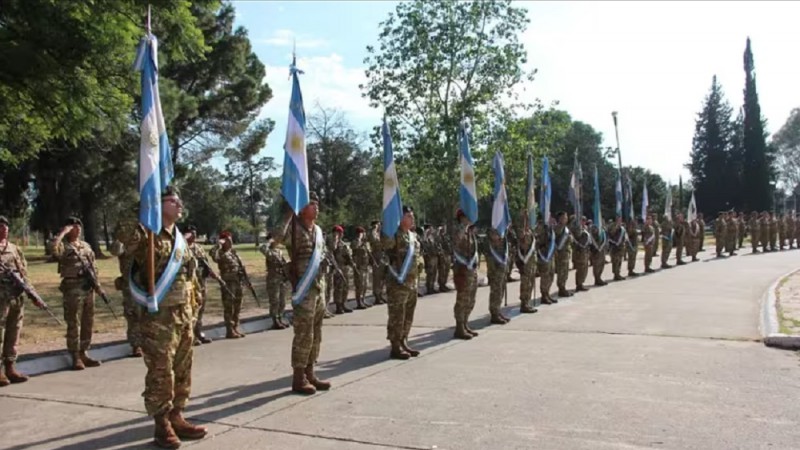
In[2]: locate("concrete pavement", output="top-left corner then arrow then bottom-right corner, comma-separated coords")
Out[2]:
2,248 -> 800,449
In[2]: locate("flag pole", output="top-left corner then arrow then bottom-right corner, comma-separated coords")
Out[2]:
145,4 -> 155,298
612,111 -> 625,219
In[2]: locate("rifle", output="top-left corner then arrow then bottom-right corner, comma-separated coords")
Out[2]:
324,250 -> 346,282
233,251 -> 262,307
0,260 -> 63,326
196,257 -> 235,299
73,248 -> 117,319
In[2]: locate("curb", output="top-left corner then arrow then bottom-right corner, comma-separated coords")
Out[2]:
760,267 -> 800,350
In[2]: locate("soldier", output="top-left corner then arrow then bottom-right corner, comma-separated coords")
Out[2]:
571,215 -> 591,291
714,212 -> 727,258
516,213 -> 538,313
125,187 -> 207,447
350,227 -> 371,309
738,212 -> 747,249
553,211 -> 573,297
748,211 -> 761,253
686,216 -> 701,262
210,232 -> 246,339
642,215 -> 656,273
259,234 -> 292,330
422,224 -> 439,295
382,206 -> 422,359
329,226 -> 353,314
452,209 -> 480,340
186,225 -> 222,344
590,222 -> 608,286
110,208 -> 143,356
787,214 -> 796,249
626,216 -> 639,276
0,215 -> 47,385
698,212 -> 706,252
608,216 -> 626,281
272,192 -> 331,395
769,212 -> 778,252
674,212 -> 687,265
535,217 -> 557,304
759,211 -> 770,253
779,214 -> 788,251
51,217 -> 101,370
660,214 -> 674,268
652,210 -> 661,257
437,225 -> 452,292
506,226 -> 518,282
367,221 -> 387,304
484,228 -> 509,325
725,211 -> 738,256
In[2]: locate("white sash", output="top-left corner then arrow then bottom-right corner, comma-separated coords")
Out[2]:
556,227 -> 571,250
292,225 -> 324,305
538,229 -> 556,263
518,239 -> 536,265
130,228 -> 187,313
489,241 -> 508,266
388,231 -> 417,284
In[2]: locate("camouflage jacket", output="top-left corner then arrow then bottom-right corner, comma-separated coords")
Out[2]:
126,225 -> 196,307
351,237 -> 371,268
381,229 -> 422,289
210,245 -> 242,282
0,241 -> 28,300
53,239 -> 97,279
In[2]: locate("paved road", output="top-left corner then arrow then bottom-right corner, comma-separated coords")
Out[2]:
2,249 -> 800,449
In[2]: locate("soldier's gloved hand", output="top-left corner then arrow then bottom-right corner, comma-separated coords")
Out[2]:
33,299 -> 47,310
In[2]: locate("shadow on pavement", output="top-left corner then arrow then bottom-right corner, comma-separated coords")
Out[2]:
6,416 -> 151,450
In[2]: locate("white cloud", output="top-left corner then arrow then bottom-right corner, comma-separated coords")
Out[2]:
254,29 -> 328,49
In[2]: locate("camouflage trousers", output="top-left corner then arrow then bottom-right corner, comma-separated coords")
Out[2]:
267,276 -> 290,319
0,297 -> 23,362
372,264 -> 386,303
333,271 -> 348,307
761,232 -> 769,252
653,233 -> 660,255
221,277 -> 243,331
686,238 -> 698,259
769,232 -> 777,251
726,236 -> 736,254
192,285 -> 207,339
140,302 -> 194,417
386,281 -> 417,342
325,272 -> 333,304
121,288 -> 142,348
573,252 -> 589,288
424,255 -> 438,292
555,252 -> 569,291
739,231 -> 745,249
453,268 -> 477,324
506,248 -> 516,280
291,286 -> 324,369
487,263 -> 506,315
611,250 -> 624,277
518,258 -> 536,307
752,233 -> 760,252
437,255 -> 450,289
353,265 -> 368,301
779,231 -> 787,250
626,246 -> 637,273
591,252 -> 605,283
715,236 -> 725,256
675,240 -> 685,263
661,241 -> 673,266
60,279 -> 94,353
537,259 -> 554,298
644,246 -> 654,270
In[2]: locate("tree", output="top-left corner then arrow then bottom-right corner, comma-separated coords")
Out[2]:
687,75 -> 735,216
180,164 -> 232,238
771,108 -> 800,194
224,120 -> 275,246
741,37 -> 775,211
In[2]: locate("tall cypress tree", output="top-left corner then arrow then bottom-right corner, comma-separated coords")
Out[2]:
688,75 -> 734,216
741,37 -> 774,211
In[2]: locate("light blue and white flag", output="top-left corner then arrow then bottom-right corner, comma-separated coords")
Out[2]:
281,56 -> 310,215
664,181 -> 673,219
526,153 -> 536,227
492,152 -> 511,237
459,119 -> 478,223
540,156 -> 552,224
614,173 -> 623,218
641,179 -> 649,221
593,166 -> 603,227
382,117 -> 403,237
134,32 -> 173,232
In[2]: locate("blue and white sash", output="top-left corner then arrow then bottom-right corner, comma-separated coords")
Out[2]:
130,228 -> 187,313
388,231 -> 417,284
489,241 -> 508,266
573,229 -> 591,250
292,224 -> 324,306
592,230 -> 608,252
518,239 -> 536,265
538,229 -> 556,263
454,240 -> 479,271
661,229 -> 674,242
556,228 -> 571,251
645,234 -> 655,246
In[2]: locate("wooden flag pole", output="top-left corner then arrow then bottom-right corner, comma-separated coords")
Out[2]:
146,5 -> 155,298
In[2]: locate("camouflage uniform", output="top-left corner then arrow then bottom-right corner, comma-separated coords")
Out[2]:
686,220 -> 700,261
698,217 -> 706,251
367,226 -> 387,304
768,214 -> 778,251
642,222 -> 656,272
674,219 -> 686,264
779,215 -> 788,250
653,219 -> 661,256
324,234 -> 334,307
0,241 -> 27,378
330,238 -> 353,313
210,244 -> 245,337
382,228 -> 422,356
516,223 -> 537,311
350,235 -> 371,308
571,222 -> 591,289
506,227 -> 518,281
110,217 -> 142,351
52,239 -> 97,357
738,215 -> 746,249
725,216 -> 737,255
484,229 -> 508,322
626,220 -> 639,274
714,215 -> 727,257
660,218 -> 674,267
260,243 -> 292,326
437,227 -> 452,291
787,215 -> 795,249
590,226 -> 608,285
554,223 -> 572,295
422,228 -> 440,294
760,213 -> 770,252
452,221 -> 479,338
186,241 -> 216,341
608,222 -> 626,279
535,223 -> 556,303
748,213 -> 761,253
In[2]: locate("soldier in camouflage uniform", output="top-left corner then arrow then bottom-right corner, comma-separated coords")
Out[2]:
350,227 -> 371,309
110,208 -> 144,356
125,187 -> 207,448
759,211 -> 770,252
590,222 -> 608,286
714,212 -> 727,257
516,213 -> 538,312
608,216 -> 626,281
210,232 -> 246,338
686,216 -> 701,262
652,211 -> 661,257
437,225 -> 452,291
484,228 -> 510,324
329,226 -> 353,314
185,225 -> 224,345
779,214 -> 788,250
725,212 -> 738,256
769,212 -> 778,251
535,218 -> 558,304
626,216 -> 639,276
554,211 -> 573,297
52,217 -> 102,370
506,226 -> 517,282
660,214 -> 674,268
738,212 -> 747,249
422,224 -> 439,295
642,215 -> 656,273
382,206 -> 423,359
571,216 -> 591,291
0,215 -> 46,386
259,235 -> 292,330
748,211 -> 761,253
452,209 -> 480,340
368,221 -> 387,304
673,212 -> 687,265
787,214 -> 795,249
698,212 -> 706,252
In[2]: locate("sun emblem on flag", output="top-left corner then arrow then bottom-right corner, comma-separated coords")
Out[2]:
384,173 -> 396,190
289,133 -> 304,155
463,170 -> 475,185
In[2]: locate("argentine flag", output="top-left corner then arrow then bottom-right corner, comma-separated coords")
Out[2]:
281,57 -> 310,214
688,191 -> 698,222
526,154 -> 536,227
664,182 -> 673,219
382,117 -> 403,237
641,180 -> 649,221
459,120 -> 478,223
491,152 -> 511,237
593,166 -> 603,227
614,173 -> 623,218
134,32 -> 173,232
540,156 -> 552,224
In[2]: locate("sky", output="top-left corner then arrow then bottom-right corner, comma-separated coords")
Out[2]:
231,0 -> 800,184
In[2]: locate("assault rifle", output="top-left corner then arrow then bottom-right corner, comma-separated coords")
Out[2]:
74,250 -> 117,319
197,257 -> 235,299
0,260 -> 63,325
233,252 -> 262,307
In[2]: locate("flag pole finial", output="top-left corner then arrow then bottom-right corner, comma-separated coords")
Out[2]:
146,4 -> 151,34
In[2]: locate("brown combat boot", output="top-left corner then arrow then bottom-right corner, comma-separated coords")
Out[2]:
168,409 -> 208,440
390,340 -> 411,360
270,317 -> 286,330
490,313 -> 507,325
131,346 -> 143,357
520,303 -> 538,314
292,368 -> 317,395
79,351 -> 101,367
71,353 -> 85,371
401,338 -> 420,357
453,322 -> 472,340
355,298 -> 368,310
4,361 -> 28,383
465,323 -> 479,337
234,326 -> 246,338
225,327 -> 240,339
0,367 -> 9,387
153,412 -> 182,449
305,365 -> 332,390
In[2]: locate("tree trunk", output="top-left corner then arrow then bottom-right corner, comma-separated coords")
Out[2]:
102,208 -> 111,252
80,188 -> 103,257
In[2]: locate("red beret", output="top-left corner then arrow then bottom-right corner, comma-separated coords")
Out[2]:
333,225 -> 344,234
355,226 -> 365,233
456,209 -> 465,219
219,231 -> 232,240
